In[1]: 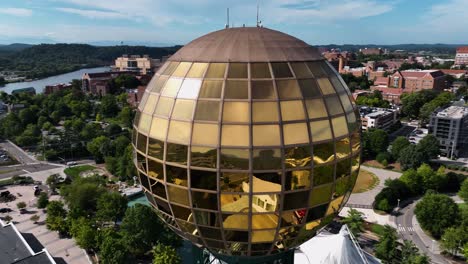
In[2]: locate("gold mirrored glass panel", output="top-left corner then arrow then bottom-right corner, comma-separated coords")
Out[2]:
285,170 -> 311,191
221,193 -> 250,213
252,214 -> 279,229
167,121 -> 191,144
310,120 -> 333,142
192,123 -> 219,146
309,184 -> 332,207
253,125 -> 281,146
336,137 -> 351,159
317,78 -> 336,95
280,100 -> 306,121
306,62 -> 326,78
313,164 -> 334,186
283,191 -> 310,210
251,81 -> 276,99
143,94 -> 158,114
305,98 -> 327,120
283,123 -> 309,145
224,80 -> 248,99
151,76 -> 169,93
251,63 -> 271,79
148,159 -> 164,180
167,185 -> 190,206
325,96 -> 344,116
227,63 -> 248,79
284,146 -> 311,168
178,79 -> 202,99
191,147 -> 217,168
253,149 -> 282,170
154,97 -> 174,117
192,191 -> 218,211
222,102 -> 249,123
172,62 -> 192,77
220,149 -> 250,170
271,63 -> 293,78
276,80 -> 302,99
166,165 -> 188,186
199,80 -> 223,98
171,99 -> 195,120
221,125 -> 249,147
148,138 -> 164,160
186,63 -> 208,78
138,113 -> 152,133
313,142 -> 335,164
332,116 -> 349,138
149,118 -> 169,140
195,101 -> 220,121
205,63 -> 227,78
190,169 -> 217,190
221,172 -> 249,192
290,62 -> 313,78
162,61 -> 179,75
252,102 -> 279,122
166,143 -> 188,164
298,79 -> 322,98
161,78 -> 183,97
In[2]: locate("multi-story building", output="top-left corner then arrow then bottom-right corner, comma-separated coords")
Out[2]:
389,70 -> 446,92
44,83 -> 72,95
359,107 -> 399,131
114,55 -> 161,75
455,46 -> 468,66
82,71 -> 134,96
429,105 -> 468,159
127,85 -> 146,108
359,47 -> 383,56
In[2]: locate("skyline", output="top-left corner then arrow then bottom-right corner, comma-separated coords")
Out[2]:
0,0 -> 468,46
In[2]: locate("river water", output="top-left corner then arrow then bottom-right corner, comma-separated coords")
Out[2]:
0,67 -> 110,94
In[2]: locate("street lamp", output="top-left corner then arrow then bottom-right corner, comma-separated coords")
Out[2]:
431,239 -> 435,251
397,199 -> 400,208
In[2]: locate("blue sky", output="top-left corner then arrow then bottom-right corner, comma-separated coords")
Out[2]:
0,0 -> 467,46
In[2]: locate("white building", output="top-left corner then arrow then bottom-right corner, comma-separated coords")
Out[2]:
360,107 -> 398,131
114,55 -> 161,75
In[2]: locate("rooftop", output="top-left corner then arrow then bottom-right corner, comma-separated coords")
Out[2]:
435,106 -> 468,119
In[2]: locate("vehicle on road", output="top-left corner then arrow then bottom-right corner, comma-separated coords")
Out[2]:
0,208 -> 12,213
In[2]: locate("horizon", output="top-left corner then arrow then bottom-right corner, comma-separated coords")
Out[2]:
0,0 -> 468,45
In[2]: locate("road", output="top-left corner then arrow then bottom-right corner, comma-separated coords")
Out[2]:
0,140 -> 36,164
395,201 -> 448,264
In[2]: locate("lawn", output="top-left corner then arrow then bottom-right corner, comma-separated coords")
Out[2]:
363,160 -> 402,172
64,165 -> 96,179
352,169 -> 379,193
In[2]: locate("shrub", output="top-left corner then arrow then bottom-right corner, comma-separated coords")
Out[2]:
377,199 -> 391,212
376,152 -> 392,164
17,201 -> 26,209
37,193 -> 49,209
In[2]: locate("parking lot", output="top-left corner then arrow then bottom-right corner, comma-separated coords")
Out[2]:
407,128 -> 428,144
0,147 -> 17,165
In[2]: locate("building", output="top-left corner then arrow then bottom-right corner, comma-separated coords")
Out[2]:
82,71 -> 134,96
370,87 -> 404,104
359,47 -> 383,56
114,55 -> 161,75
359,107 -> 398,131
127,85 -> 146,107
440,69 -> 467,79
389,70 -> 446,92
455,46 -> 468,66
132,27 -> 361,259
429,105 -> 468,158
44,83 -> 72,95
11,87 -> 36,96
0,220 -> 56,264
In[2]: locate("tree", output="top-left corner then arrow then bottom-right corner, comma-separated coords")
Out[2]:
342,209 -> 364,237
86,135 -> 112,163
416,135 -> 440,161
96,192 -> 128,222
152,243 -> 181,264
105,123 -> 122,136
375,225 -> 400,263
113,135 -> 131,156
399,145 -> 425,171
37,192 -> 49,209
17,201 -> 27,210
400,240 -> 429,264
62,181 -> 106,216
30,215 -> 40,223
362,129 -> 389,159
119,106 -> 134,128
441,227 -> 464,256
114,74 -> 141,89
414,193 -> 459,238
458,178 -> 468,203
99,235 -> 130,264
400,169 -> 423,195
391,136 -> 411,160
376,198 -> 391,212
70,217 -> 97,250
100,95 -> 119,118
46,201 -> 69,234
46,173 -> 61,193
376,152 -> 392,164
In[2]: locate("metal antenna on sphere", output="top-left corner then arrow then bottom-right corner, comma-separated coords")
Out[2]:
226,8 -> 230,29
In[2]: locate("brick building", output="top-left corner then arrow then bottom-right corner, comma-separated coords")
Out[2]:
44,83 -> 72,95
455,46 -> 468,66
359,48 -> 383,56
389,70 -> 446,92
82,71 -> 134,96
114,55 -> 162,75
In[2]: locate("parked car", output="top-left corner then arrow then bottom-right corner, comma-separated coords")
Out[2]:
0,208 -> 12,213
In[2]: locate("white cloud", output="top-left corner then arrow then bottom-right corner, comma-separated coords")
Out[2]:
55,7 -> 127,19
0,8 -> 33,17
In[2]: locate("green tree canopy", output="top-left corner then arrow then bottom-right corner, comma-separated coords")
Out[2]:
96,192 -> 128,222
458,178 -> 468,203
341,209 -> 364,237
391,136 -> 411,161
152,243 -> 181,264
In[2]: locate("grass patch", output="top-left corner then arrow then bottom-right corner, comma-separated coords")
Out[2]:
0,169 -> 16,175
363,160 -> 402,172
352,169 -> 379,193
370,223 -> 386,236
64,165 -> 95,179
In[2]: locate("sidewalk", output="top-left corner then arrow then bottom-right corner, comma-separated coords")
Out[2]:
340,207 -> 396,228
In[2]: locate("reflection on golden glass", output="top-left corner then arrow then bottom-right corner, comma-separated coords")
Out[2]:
325,96 -> 344,116
162,62 -> 180,75
172,62 -> 192,77
176,219 -> 197,233
199,80 -> 223,98
285,170 -> 311,190
283,191 -> 310,210
326,196 -> 344,215
150,181 -> 167,199
277,80 -> 302,99
305,99 -> 327,119
251,230 -> 276,243
206,63 -> 227,78
330,76 -> 347,94
252,102 -> 279,122
167,121 -> 191,144
152,76 -> 169,93
224,80 -> 248,99
351,155 -> 360,172
223,214 -> 249,230
317,78 -> 336,95
178,79 -> 202,99
310,120 -> 333,142
251,81 -> 276,99
332,116 -> 349,138
186,63 -> 208,78
166,165 -> 188,186
191,147 -> 217,168
138,113 -> 152,133
166,143 -> 188,164
313,164 -> 334,186
161,78 -> 183,97
150,118 -> 169,140
290,62 -> 313,78
285,146 -> 311,168
168,185 -> 190,206
336,137 -> 351,159
283,123 -> 309,145
252,173 -> 281,192
171,99 -> 195,120
309,184 -> 332,206
221,194 -> 250,212
334,176 -> 350,197
198,226 -> 223,240
280,100 -> 306,121
253,125 -> 281,146
192,191 -> 218,211
192,123 -> 219,146
350,131 -> 361,154
220,149 -> 250,170
194,101 -> 219,121
336,159 -> 351,179
227,63 -> 248,78
148,138 -> 164,160
143,94 -> 158,114
298,79 -> 322,98
313,142 -> 335,164
271,63 -> 293,78
221,125 -> 249,146
221,172 -> 249,191
154,97 -> 174,117
139,92 -> 150,111
339,93 -> 354,113
253,149 -> 282,170
251,63 -> 271,79
347,111 -> 359,132
223,102 -> 249,122
148,159 -> 164,179
306,62 -> 326,78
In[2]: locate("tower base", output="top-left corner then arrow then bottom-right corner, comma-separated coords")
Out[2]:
192,245 -> 295,264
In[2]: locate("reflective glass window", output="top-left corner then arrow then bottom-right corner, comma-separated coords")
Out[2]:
199,80 -> 223,98
191,147 -> 217,168
220,149 -> 250,170
221,193 -> 250,213
283,191 -> 309,210
198,226 -> 223,240
306,62 -> 326,78
310,120 -> 333,142
336,158 -> 351,179
167,185 -> 190,206
350,131 -> 361,154
162,61 -> 179,75
192,123 -> 219,146
150,180 -> 167,199
291,62 -> 313,78
313,165 -> 334,186
306,204 -> 328,222
154,97 -> 174,117
271,63 -> 293,78
251,63 -> 271,79
221,172 -> 249,191
253,149 -> 282,170
143,94 -> 158,114
148,159 -> 164,180
251,230 -> 277,243
195,101 -> 220,121
253,172 -> 282,192
149,118 -> 169,140
224,80 -> 248,99
178,79 -> 202,99
332,116 -> 349,138
330,76 -> 347,94
253,125 -> 281,146
309,184 -> 332,206
325,96 -> 344,116
277,80 -> 302,99
227,63 -> 248,79
252,214 -> 279,229
161,78 -> 183,97
223,214 -> 249,230
171,99 -> 195,120
346,111 -> 359,132
206,63 -> 227,78
221,125 -> 249,146
298,79 -> 322,98
313,142 -> 335,164
186,63 -> 208,78
339,93 -> 354,113
280,100 -> 306,121
166,143 -> 188,164
285,170 -> 311,191
136,133 -> 147,154
336,137 -> 351,160
148,138 -> 164,160
284,146 -> 311,168
194,210 -> 221,227
305,99 -> 328,119
138,113 -> 152,133
283,123 -> 309,145
327,196 -> 344,216
251,81 -> 276,99
167,121 -> 191,144
172,62 -> 192,77
166,165 -> 188,186
154,196 -> 171,214
317,78 -> 336,95
252,102 -> 279,122
222,102 -> 249,123
151,76 -> 169,93
335,176 -> 350,197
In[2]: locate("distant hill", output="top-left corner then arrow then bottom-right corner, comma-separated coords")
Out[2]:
0,43 -> 181,79
0,43 -> 33,53
315,44 -> 466,54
